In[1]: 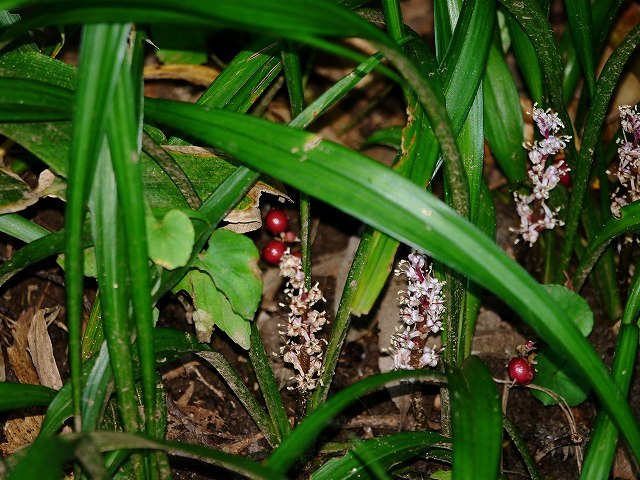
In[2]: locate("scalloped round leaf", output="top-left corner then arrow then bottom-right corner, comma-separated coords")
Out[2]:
198,229 -> 262,321
174,269 -> 251,349
542,284 -> 593,336
146,209 -> 195,270
531,347 -> 590,406
56,247 -> 97,278
532,284 -> 594,405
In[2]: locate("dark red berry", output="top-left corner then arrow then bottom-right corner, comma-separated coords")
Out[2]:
554,159 -> 571,187
507,357 -> 535,385
261,240 -> 286,265
265,209 -> 289,235
292,251 -> 301,258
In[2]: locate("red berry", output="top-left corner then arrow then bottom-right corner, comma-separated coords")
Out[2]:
265,209 -> 289,235
554,159 -> 571,187
284,230 -> 297,243
261,240 -> 286,265
507,357 -> 535,385
292,251 -> 301,258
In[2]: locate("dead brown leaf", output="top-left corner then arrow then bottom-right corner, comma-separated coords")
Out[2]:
27,308 -> 63,390
1,309 -> 43,454
144,64 -> 220,87
0,346 -> 5,382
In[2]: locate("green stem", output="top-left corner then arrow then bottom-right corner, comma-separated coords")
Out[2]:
248,322 -> 291,443
503,417 -> 542,480
308,230 -> 375,410
281,41 -> 311,293
198,350 -> 280,447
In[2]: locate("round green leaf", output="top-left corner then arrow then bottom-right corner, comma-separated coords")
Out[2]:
542,284 -> 593,336
146,209 -> 195,270
532,347 -> 591,406
532,284 -> 594,405
198,228 -> 262,320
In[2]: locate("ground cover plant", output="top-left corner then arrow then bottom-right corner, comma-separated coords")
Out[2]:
0,0 -> 639,478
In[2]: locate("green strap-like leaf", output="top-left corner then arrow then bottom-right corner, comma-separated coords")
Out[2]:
197,349 -> 279,447
580,324 -> 639,479
268,370 -> 445,474
107,35 -> 158,439
311,431 -> 450,480
504,8 -> 543,104
65,23 -> 130,431
0,77 -> 72,120
0,213 -> 50,243
564,0 -> 596,96
248,322 -> 291,443
498,0 -> 572,146
144,99 -> 640,462
89,144 -> 140,434
41,328 -> 222,437
449,356 -> 501,480
483,43 -> 526,184
559,23 -> 640,281
441,0 -> 495,132
0,0 -> 466,218
562,0 -> 623,103
572,194 -> 640,291
7,431 -> 281,480
0,383 -> 57,411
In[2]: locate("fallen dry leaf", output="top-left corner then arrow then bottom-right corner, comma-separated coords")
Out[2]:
144,64 -> 220,87
1,309 -> 43,455
27,308 -> 63,390
0,345 -> 5,382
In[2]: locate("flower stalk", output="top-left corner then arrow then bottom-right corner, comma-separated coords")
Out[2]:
512,104 -> 571,246
279,250 -> 327,393
390,251 -> 445,371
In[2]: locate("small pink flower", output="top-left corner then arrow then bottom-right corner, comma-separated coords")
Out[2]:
512,106 -> 570,245
390,252 -> 445,370
611,106 -> 640,217
278,249 -> 327,391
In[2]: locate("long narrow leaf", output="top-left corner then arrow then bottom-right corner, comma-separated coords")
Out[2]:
0,213 -> 50,243
89,145 -> 140,434
0,383 -> 57,411
144,99 -> 640,462
0,78 -> 72,120
65,23 -> 130,430
268,370 -> 445,473
483,43 -> 526,184
197,348 -> 280,447
580,324 -> 639,479
498,0 -> 572,148
564,0 -> 596,95
311,431 -> 449,480
504,10 -> 543,104
41,328 -> 221,437
7,431 -> 281,480
107,37 -> 158,440
0,0 -> 467,220
247,322 -> 290,443
449,356 -> 501,480
441,0 -> 495,132
562,24 -> 640,281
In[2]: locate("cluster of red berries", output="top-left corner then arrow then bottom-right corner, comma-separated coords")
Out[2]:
261,209 -> 298,265
506,340 -> 537,385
